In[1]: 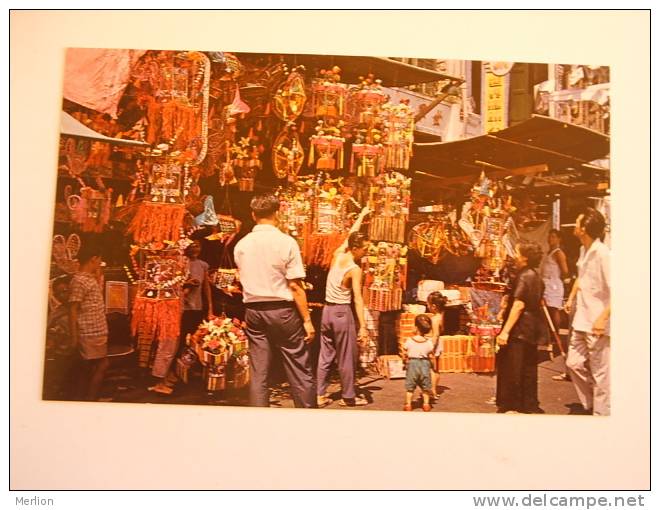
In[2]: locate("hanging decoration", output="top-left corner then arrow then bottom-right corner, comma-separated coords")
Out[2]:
61,137 -> 89,176
272,122 -> 304,180
272,65 -> 307,122
127,158 -> 190,243
65,185 -> 113,233
275,182 -> 313,248
350,132 -> 384,177
130,247 -> 186,343
310,67 -> 348,119
301,173 -> 349,269
382,100 -> 415,171
458,172 -> 517,288
362,241 -> 408,312
367,172 -> 411,244
51,233 -> 81,274
231,136 -> 261,192
409,209 -> 473,264
308,119 -> 345,171
346,74 -> 387,128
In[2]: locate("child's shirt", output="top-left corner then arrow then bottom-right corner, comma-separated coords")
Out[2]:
404,335 -> 434,359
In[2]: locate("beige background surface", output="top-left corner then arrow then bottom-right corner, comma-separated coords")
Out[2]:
10,10 -> 650,489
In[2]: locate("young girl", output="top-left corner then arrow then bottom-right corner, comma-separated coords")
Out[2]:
426,292 -> 448,400
402,314 -> 436,412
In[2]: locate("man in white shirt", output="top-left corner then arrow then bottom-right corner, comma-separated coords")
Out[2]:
565,208 -> 611,415
234,193 -> 317,408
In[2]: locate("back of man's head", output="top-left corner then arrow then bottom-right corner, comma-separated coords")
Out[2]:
250,194 -> 281,219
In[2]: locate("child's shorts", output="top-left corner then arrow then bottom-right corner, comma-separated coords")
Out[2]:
405,358 -> 432,392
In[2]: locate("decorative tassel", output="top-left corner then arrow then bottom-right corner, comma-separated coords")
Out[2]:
127,202 -> 186,243
303,232 -> 347,269
131,296 -> 182,342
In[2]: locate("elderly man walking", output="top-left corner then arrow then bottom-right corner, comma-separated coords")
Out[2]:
565,207 -> 611,416
234,193 -> 317,408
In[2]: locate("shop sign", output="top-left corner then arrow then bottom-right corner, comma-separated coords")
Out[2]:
484,72 -> 506,133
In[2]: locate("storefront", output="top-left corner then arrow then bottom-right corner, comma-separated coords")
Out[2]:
46,49 -> 610,399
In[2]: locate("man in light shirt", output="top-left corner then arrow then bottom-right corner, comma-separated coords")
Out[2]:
565,208 -> 611,415
234,193 -> 317,408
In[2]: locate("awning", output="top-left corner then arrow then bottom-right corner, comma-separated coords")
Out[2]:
239,52 -> 462,87
411,115 -> 610,182
60,111 -> 150,148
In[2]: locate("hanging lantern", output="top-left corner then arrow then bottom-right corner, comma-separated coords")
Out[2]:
347,75 -> 386,128
130,247 -> 186,343
310,67 -> 348,119
350,139 -> 384,177
362,241 -> 407,312
231,137 -> 260,192
308,120 -> 345,171
276,183 -> 313,248
293,173 -> 348,269
272,66 -> 307,122
272,123 -> 304,180
67,186 -> 113,233
382,100 -> 415,171
367,172 -> 411,244
127,158 -> 188,244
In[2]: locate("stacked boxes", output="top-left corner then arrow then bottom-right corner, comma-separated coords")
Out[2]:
436,335 -> 495,373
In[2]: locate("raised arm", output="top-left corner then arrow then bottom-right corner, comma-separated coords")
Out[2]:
334,206 -> 371,255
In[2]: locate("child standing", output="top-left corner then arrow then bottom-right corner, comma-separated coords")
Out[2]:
402,314 -> 435,412
427,292 -> 448,400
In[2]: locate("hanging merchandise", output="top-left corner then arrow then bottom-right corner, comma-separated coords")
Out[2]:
382,100 -> 415,172
302,173 -> 350,269
51,233 -> 81,274
272,122 -> 305,180
275,181 -> 313,249
310,67 -> 348,119
308,119 -> 345,171
127,158 -> 190,243
272,65 -> 307,122
61,137 -> 89,176
194,195 -> 219,227
231,136 -> 261,192
367,172 -> 411,244
130,246 -> 186,343
65,183 -> 113,233
132,51 -> 210,163
362,241 -> 408,312
350,133 -> 384,177
346,74 -> 387,129
458,172 -> 517,288
213,242 -> 239,294
409,209 -> 473,264
348,77 -> 386,177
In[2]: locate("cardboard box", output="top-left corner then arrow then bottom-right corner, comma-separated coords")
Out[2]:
378,355 -> 406,379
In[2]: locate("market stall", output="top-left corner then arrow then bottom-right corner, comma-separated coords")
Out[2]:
47,49 -> 610,400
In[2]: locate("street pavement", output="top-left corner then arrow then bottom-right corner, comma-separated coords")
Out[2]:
44,351 -> 587,415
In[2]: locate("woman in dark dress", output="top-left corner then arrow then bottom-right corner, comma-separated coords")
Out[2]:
495,241 -> 545,414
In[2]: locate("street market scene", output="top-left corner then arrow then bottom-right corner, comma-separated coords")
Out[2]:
44,49 -> 611,416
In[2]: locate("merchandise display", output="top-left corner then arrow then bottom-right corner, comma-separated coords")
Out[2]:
45,48 -> 609,412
